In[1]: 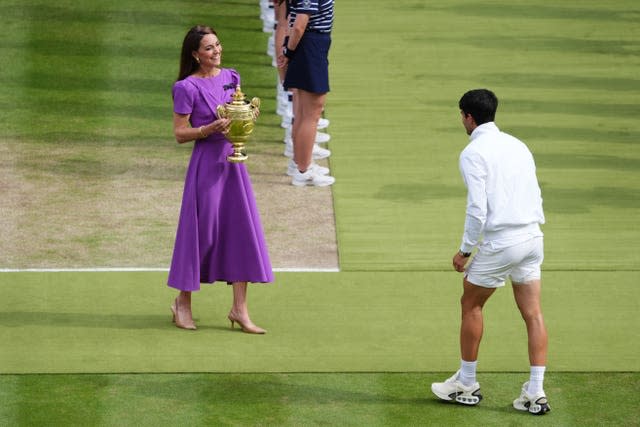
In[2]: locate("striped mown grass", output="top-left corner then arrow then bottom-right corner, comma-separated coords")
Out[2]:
329,1 -> 640,272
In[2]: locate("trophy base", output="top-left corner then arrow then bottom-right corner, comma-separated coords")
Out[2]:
227,153 -> 248,163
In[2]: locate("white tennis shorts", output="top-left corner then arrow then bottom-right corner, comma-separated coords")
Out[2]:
466,236 -> 544,288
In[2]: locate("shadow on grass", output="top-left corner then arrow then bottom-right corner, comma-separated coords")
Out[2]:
0,311 -> 267,333
0,311 -> 171,330
122,374 -> 522,422
374,184 -> 463,203
540,186 -> 640,213
535,153 -> 640,172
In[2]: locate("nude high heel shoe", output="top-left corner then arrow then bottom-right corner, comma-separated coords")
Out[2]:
171,299 -> 196,330
227,312 -> 266,334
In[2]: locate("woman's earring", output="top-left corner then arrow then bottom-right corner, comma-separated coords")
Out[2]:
195,57 -> 200,64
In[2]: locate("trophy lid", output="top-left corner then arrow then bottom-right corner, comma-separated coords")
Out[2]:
221,85 -> 260,114
230,86 -> 247,106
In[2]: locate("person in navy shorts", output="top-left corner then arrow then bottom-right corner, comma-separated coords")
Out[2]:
278,0 -> 336,186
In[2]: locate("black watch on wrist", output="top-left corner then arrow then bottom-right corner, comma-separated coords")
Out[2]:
459,250 -> 472,258
282,45 -> 296,59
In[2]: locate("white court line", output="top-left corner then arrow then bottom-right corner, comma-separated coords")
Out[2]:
0,267 -> 340,273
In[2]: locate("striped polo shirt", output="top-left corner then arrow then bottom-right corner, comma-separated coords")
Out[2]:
289,0 -> 334,33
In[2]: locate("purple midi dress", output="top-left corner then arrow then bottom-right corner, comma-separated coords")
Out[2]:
167,69 -> 273,291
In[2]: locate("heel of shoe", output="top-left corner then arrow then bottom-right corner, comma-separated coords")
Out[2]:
172,298 -> 196,330
227,312 -> 266,334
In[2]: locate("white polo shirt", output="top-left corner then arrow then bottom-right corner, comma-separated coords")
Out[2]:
459,122 -> 545,253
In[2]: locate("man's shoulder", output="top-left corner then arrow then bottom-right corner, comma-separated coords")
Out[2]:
498,131 -> 533,156
498,129 -> 525,143
459,141 -> 485,165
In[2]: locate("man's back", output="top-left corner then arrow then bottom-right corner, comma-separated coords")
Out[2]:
460,122 -> 545,236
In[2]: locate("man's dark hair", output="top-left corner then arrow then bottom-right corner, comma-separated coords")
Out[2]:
459,89 -> 498,125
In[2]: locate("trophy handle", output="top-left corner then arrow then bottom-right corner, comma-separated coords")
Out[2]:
250,97 -> 260,120
216,104 -> 226,119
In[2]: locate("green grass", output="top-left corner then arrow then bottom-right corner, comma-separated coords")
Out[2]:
1,373 -> 638,426
1,271 -> 639,374
329,0 -> 640,271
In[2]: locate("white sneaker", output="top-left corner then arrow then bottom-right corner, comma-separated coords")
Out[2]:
431,371 -> 483,406
315,131 -> 331,144
267,33 -> 275,58
317,117 -> 330,129
283,127 -> 292,144
281,114 -> 293,129
513,382 -> 551,415
261,6 -> 275,33
291,168 -> 335,187
282,130 -> 329,144
287,159 -> 329,176
284,141 -> 331,160
277,91 -> 290,117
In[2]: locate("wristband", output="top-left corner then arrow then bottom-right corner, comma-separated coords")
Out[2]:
458,250 -> 472,258
282,45 -> 296,59
198,126 -> 206,138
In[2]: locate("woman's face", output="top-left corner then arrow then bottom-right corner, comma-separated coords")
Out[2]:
194,33 -> 222,68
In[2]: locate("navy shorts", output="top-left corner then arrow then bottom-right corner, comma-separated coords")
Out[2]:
284,31 -> 331,94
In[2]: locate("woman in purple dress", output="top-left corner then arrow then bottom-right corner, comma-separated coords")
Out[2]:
168,25 -> 273,334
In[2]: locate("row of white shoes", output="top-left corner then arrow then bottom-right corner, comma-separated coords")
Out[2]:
260,0 -> 335,187
260,0 -> 275,33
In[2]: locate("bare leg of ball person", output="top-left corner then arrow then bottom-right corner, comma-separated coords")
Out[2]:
292,89 -> 326,172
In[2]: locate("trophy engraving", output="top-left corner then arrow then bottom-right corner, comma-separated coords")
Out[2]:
216,86 -> 260,163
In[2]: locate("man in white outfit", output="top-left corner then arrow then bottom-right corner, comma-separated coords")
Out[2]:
431,89 -> 550,415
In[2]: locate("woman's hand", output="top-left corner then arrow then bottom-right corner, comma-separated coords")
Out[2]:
207,117 -> 231,135
174,113 -> 232,143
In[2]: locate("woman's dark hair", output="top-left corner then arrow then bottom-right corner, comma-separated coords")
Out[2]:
177,25 -> 217,82
458,89 -> 498,125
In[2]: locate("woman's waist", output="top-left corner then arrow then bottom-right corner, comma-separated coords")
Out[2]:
194,136 -> 232,152
196,132 -> 228,143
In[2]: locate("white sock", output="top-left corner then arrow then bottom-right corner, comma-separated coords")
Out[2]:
528,366 -> 546,394
459,359 -> 477,386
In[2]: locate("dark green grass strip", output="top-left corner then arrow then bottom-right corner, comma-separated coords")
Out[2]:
1,373 -> 638,426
